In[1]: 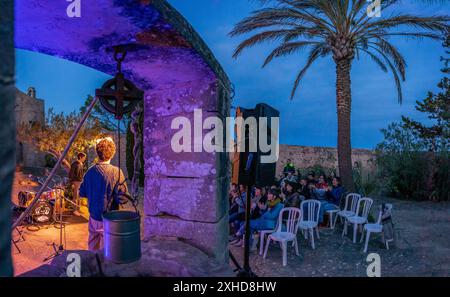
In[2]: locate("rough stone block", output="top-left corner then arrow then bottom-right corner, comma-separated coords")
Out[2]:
144,175 -> 228,223
144,213 -> 229,264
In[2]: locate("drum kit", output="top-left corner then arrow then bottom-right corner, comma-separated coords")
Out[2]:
17,187 -> 71,228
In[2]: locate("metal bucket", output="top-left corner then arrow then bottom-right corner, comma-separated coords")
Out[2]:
103,211 -> 141,264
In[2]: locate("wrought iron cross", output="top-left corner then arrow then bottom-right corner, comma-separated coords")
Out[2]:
95,47 -> 144,120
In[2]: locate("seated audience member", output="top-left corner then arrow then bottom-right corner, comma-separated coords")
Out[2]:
229,185 -> 247,231
314,174 -> 329,200
307,171 -> 317,184
231,189 -> 283,249
229,183 -> 237,199
284,181 -> 301,208
318,177 -> 345,226
229,190 -> 240,217
280,168 -> 298,189
326,177 -> 345,205
250,185 -> 265,219
307,181 -> 319,200
298,178 -> 310,200
316,175 -> 329,190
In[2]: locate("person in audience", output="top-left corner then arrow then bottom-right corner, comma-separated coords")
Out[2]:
284,181 -> 301,208
283,159 -> 295,176
307,181 -> 319,200
229,189 -> 240,217
298,178 -> 311,200
231,188 -> 283,249
307,171 -> 317,184
313,174 -> 328,200
318,177 -> 345,227
280,167 -> 297,189
250,185 -> 265,219
229,184 -> 247,233
316,175 -> 329,189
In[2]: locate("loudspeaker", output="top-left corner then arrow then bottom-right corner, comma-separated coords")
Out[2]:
232,103 -> 279,187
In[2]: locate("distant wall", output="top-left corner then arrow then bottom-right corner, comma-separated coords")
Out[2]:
15,88 -> 46,168
276,144 -> 376,177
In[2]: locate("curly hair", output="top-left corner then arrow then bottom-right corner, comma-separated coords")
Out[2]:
96,139 -> 116,162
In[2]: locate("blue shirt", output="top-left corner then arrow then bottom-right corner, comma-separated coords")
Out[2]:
79,163 -> 127,221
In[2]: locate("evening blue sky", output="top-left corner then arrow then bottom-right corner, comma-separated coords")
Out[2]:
16,0 -> 448,149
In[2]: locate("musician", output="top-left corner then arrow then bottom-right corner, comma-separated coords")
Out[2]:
79,138 -> 127,251
68,152 -> 86,216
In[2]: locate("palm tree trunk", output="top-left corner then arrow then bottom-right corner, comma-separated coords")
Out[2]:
336,59 -> 354,191
0,0 -> 15,277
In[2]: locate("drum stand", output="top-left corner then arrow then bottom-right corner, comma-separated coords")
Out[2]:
44,192 -> 66,262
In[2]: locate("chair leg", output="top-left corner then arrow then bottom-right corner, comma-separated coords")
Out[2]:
294,237 -> 299,256
263,236 -> 271,259
360,229 -> 365,243
364,231 -> 371,253
315,227 -> 320,239
304,229 -> 308,240
281,241 -> 287,266
341,220 -> 347,238
353,223 -> 358,243
259,232 -> 264,256
333,214 -> 339,230
310,229 -> 315,250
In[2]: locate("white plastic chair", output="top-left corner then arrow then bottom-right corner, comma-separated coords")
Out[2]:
335,193 -> 361,231
263,207 -> 301,266
258,217 -> 281,256
326,192 -> 346,229
298,200 -> 321,249
343,197 -> 373,243
361,204 -> 393,252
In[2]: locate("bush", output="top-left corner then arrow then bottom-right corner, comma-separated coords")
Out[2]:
375,123 -> 449,201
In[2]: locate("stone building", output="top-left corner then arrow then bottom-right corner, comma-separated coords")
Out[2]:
15,87 -> 46,168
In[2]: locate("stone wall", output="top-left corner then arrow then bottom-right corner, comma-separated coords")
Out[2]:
15,87 -> 46,167
277,144 -> 376,177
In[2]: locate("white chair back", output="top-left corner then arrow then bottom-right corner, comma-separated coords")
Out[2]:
300,200 -> 321,223
276,207 -> 301,233
344,193 -> 361,212
356,197 -> 373,219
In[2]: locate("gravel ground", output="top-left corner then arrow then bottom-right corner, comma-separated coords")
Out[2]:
229,197 -> 450,277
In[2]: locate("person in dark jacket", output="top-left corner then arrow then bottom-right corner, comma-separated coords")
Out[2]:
284,181 -> 301,208
297,178 -> 311,200
68,152 -> 86,216
79,138 -> 128,251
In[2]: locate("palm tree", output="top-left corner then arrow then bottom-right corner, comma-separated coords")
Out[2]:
230,0 -> 448,190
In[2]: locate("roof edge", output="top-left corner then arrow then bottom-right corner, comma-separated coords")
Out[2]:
150,0 -> 232,91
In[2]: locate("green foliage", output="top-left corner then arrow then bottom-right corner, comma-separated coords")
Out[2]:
17,107 -> 107,170
375,123 -> 430,200
297,164 -> 337,180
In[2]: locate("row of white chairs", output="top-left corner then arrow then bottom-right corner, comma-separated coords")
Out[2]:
259,195 -> 393,266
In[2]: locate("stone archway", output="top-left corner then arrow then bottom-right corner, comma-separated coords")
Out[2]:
15,0 -> 231,264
